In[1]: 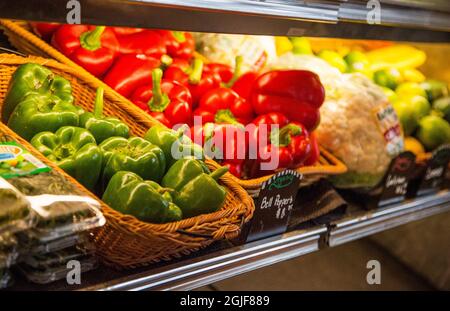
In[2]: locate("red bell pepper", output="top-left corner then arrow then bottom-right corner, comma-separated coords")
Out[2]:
157,30 -> 195,60
248,112 -> 312,177
303,132 -> 320,166
164,58 -> 221,105
250,70 -> 325,131
232,71 -> 259,102
205,55 -> 244,87
130,68 -> 192,127
51,25 -> 119,78
160,56 -> 190,72
223,161 -> 244,178
194,87 -> 254,126
170,58 -> 190,71
111,26 -> 145,36
190,123 -> 247,166
103,53 -> 161,98
204,63 -> 233,84
30,22 -> 60,41
115,30 -> 166,58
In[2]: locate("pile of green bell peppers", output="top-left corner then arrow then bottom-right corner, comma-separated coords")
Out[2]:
4,63 -> 228,224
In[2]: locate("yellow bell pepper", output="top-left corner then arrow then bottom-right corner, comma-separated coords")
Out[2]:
275,37 -> 293,56
367,45 -> 426,71
401,68 -> 426,83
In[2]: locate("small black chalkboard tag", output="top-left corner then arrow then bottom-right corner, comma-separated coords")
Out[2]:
379,151 -> 416,207
245,170 -> 302,243
417,144 -> 450,196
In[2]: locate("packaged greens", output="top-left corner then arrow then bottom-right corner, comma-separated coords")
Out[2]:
0,177 -> 34,235
8,171 -> 105,242
0,268 -> 13,289
26,194 -> 104,242
19,244 -> 98,284
17,232 -> 88,255
0,232 -> 19,269
22,243 -> 95,269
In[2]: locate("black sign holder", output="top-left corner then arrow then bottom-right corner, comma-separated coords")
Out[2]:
239,170 -> 302,243
340,151 -> 417,210
378,151 -> 417,207
416,144 -> 450,196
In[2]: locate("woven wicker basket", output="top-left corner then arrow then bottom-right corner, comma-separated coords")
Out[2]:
0,19 -> 348,197
0,53 -> 254,269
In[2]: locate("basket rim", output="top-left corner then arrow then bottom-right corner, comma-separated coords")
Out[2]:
211,146 -> 348,190
0,53 -> 254,237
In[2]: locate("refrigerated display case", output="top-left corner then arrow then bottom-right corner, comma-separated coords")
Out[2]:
0,0 -> 449,291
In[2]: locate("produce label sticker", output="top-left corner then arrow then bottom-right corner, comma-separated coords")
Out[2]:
0,142 -> 51,179
245,170 -> 302,243
417,144 -> 450,196
373,102 -> 404,156
379,151 -> 416,207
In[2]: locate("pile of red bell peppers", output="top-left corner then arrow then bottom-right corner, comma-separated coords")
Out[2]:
30,22 -> 325,179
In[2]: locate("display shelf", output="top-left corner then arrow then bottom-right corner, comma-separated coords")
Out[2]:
84,191 -> 450,291
84,226 -> 326,291
0,1 -> 449,42
327,190 -> 450,247
8,191 -> 450,291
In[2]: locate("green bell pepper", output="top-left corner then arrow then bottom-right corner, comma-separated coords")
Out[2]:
102,171 -> 182,223
144,124 -> 204,168
162,158 -> 228,218
99,136 -> 166,185
8,94 -> 81,141
79,87 -> 130,144
2,63 -> 75,123
30,126 -> 103,190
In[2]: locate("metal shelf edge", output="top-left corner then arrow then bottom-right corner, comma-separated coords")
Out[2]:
79,191 -> 450,291
82,226 -> 326,291
328,191 -> 450,247
0,1 -> 449,41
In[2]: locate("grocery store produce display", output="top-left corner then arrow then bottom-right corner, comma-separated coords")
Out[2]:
0,18 -> 448,287
0,20 -> 348,199
2,60 -> 230,222
0,53 -> 254,270
272,38 -> 450,188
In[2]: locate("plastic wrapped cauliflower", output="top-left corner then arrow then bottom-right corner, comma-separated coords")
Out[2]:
272,53 -> 404,188
193,33 -> 277,72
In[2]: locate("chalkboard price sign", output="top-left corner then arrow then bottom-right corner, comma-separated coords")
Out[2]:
379,151 -> 416,207
417,144 -> 450,196
246,170 -> 302,243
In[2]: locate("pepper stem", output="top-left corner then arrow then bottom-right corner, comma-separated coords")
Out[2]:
80,26 -> 106,51
40,75 -> 54,91
209,166 -> 229,181
188,58 -> 203,85
160,54 -> 173,69
160,188 -> 177,197
270,123 -> 302,147
148,68 -> 171,112
214,109 -> 244,129
225,55 -> 244,88
203,123 -> 216,142
94,87 -> 104,118
175,124 -> 189,138
171,31 -> 186,43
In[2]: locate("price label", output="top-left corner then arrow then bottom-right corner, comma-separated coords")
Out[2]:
379,151 -> 416,207
245,170 -> 302,243
417,144 -> 450,196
